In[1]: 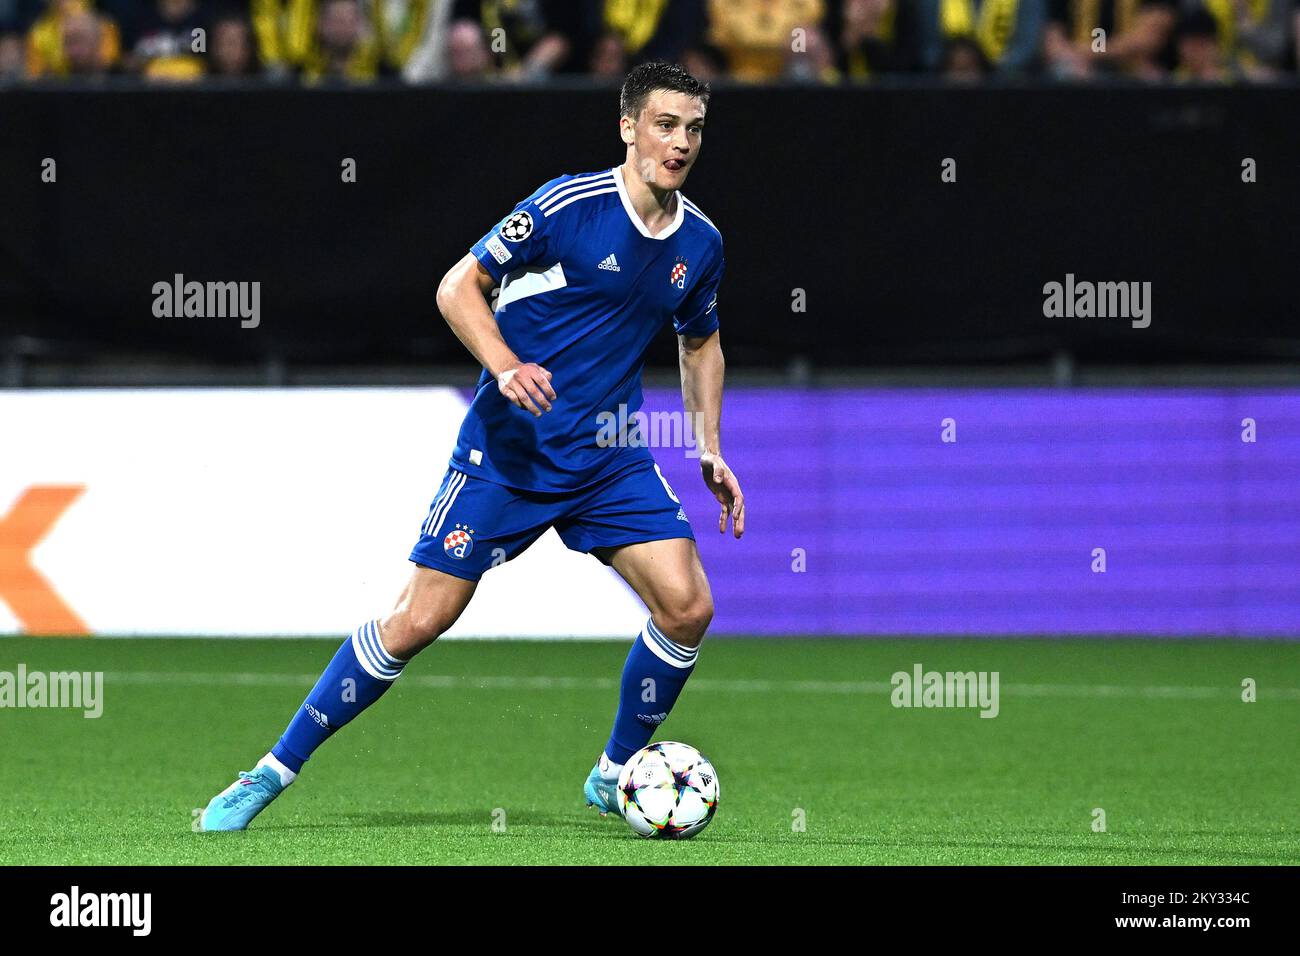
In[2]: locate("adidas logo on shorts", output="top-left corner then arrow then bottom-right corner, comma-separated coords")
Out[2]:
597,253 -> 621,272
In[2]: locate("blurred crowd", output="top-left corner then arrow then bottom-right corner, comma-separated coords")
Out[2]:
1,0 -> 1297,86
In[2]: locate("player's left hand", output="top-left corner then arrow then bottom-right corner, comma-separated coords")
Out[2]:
699,452 -> 744,538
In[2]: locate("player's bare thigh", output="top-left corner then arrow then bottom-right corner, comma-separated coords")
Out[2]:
603,537 -> 714,648
379,564 -> 477,659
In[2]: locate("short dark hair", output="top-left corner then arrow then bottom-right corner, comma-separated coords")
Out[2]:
619,61 -> 709,120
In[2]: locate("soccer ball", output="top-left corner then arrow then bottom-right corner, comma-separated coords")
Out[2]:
617,741 -> 719,839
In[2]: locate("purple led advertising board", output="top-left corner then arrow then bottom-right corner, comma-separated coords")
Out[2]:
641,388 -> 1299,638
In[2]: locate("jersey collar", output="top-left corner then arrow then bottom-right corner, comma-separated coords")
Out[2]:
613,166 -> 685,241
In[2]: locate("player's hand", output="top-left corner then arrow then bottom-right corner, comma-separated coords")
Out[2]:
498,362 -> 556,417
699,452 -> 744,539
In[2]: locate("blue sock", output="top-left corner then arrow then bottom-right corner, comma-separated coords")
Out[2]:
603,618 -> 699,765
272,620 -> 407,773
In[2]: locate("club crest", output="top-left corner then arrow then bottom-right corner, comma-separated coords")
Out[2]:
670,257 -> 688,287
443,523 -> 475,559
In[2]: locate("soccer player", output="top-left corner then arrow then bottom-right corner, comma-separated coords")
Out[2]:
200,61 -> 742,831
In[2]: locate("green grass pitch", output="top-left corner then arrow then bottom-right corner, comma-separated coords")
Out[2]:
1,636 -> 1296,865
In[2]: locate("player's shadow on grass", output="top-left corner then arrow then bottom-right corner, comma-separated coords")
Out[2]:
275,810 -> 621,836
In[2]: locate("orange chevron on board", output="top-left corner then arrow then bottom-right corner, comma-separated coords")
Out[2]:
0,485 -> 89,636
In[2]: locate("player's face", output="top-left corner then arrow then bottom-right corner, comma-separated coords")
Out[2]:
626,90 -> 705,191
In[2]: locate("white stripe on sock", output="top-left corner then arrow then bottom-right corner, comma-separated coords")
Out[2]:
351,622 -> 404,681
639,620 -> 698,670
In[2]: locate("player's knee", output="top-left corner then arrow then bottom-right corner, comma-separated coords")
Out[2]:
658,593 -> 713,648
382,607 -> 449,658
409,609 -> 451,647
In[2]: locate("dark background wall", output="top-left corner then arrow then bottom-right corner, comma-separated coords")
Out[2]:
2,83 -> 1298,369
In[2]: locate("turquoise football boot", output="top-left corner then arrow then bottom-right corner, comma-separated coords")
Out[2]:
583,753 -> 622,817
200,766 -> 285,832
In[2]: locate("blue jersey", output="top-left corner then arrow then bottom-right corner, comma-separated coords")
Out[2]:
453,167 -> 724,493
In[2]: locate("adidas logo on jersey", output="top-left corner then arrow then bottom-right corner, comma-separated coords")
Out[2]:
597,253 -> 621,272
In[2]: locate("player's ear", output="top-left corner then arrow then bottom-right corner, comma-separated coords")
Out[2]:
619,114 -> 636,146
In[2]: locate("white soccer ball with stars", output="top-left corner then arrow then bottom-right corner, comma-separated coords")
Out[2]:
500,211 -> 533,242
617,741 -> 719,839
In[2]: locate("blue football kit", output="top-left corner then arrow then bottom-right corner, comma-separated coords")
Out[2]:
409,166 -> 725,581
205,165 -> 727,822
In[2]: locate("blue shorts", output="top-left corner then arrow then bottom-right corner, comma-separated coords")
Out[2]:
409,461 -> 695,581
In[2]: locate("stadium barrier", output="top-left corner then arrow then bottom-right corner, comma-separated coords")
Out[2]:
2,386 -> 1296,638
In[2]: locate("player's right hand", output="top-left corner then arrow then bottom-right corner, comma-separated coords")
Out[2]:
497,362 -> 556,417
